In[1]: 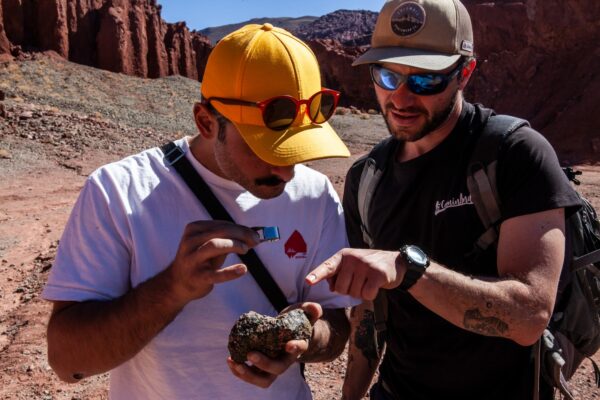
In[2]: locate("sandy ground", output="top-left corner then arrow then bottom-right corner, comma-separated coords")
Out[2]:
0,56 -> 599,399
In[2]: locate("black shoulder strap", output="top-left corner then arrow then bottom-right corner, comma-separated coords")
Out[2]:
160,142 -> 289,312
466,115 -> 529,254
355,137 -> 396,359
357,137 -> 397,248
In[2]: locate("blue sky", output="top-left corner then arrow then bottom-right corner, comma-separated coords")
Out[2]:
158,0 -> 383,31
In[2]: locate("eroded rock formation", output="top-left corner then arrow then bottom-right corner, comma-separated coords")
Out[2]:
308,39 -> 374,110
311,0 -> 600,163
0,1 -> 598,162
295,10 -> 377,46
0,0 -> 211,80
463,0 -> 600,163
0,2 -> 10,59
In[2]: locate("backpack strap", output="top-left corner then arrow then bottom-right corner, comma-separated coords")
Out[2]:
572,248 -> 600,271
372,290 -> 388,359
466,115 -> 529,256
357,137 -> 397,247
160,141 -> 289,313
356,137 -> 396,358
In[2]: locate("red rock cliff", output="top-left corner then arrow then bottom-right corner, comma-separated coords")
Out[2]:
1,1 -> 598,162
0,0 -> 211,80
307,0 -> 600,163
463,0 -> 600,163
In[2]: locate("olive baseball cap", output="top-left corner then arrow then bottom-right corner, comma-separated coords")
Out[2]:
353,0 -> 474,71
201,23 -> 350,166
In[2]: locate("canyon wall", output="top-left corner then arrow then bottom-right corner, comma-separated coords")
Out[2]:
0,1 -> 598,162
306,1 -> 600,163
0,0 -> 211,80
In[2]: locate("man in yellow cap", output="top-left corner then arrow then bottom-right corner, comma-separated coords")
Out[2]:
305,0 -> 581,399
43,24 -> 355,399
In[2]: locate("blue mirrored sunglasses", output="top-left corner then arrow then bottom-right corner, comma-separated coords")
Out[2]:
370,61 -> 465,95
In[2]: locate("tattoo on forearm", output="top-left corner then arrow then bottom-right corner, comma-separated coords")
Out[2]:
354,310 -> 378,368
464,309 -> 508,336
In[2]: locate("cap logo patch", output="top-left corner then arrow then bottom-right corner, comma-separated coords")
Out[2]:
461,40 -> 474,53
391,2 -> 426,37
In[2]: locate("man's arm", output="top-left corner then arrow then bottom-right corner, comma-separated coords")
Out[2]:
342,301 -> 381,400
300,307 -> 350,363
48,268 -> 186,382
47,221 -> 259,382
307,208 -> 566,346
411,208 -> 565,345
226,304 -> 350,388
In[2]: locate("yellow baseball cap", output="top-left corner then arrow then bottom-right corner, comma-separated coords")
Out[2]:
201,23 -> 350,166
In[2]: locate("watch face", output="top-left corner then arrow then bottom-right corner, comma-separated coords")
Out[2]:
406,245 -> 428,266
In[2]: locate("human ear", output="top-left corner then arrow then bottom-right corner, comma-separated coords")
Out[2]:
458,58 -> 477,89
193,103 -> 218,139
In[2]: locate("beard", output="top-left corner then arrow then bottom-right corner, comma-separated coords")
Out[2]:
383,90 -> 459,143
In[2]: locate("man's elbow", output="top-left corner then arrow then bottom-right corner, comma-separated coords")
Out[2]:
513,306 -> 552,347
47,323 -> 85,383
47,350 -> 82,383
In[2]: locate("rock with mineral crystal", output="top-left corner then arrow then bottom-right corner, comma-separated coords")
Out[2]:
228,309 -> 313,364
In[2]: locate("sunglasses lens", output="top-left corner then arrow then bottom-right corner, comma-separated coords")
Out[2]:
371,64 -> 461,95
372,66 -> 401,90
309,92 -> 337,124
408,74 -> 447,95
263,98 -> 297,130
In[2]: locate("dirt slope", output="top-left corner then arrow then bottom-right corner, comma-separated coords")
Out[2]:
0,55 -> 598,399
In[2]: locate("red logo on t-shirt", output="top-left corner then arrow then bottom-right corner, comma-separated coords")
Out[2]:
284,230 -> 307,259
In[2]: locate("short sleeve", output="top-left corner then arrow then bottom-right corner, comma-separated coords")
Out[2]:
42,173 -> 132,301
302,177 -> 360,309
343,158 -> 370,249
497,127 -> 581,220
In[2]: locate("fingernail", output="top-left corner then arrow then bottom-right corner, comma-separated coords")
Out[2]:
248,353 -> 260,363
306,274 -> 316,283
235,265 -> 246,275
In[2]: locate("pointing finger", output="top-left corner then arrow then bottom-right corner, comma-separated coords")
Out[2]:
305,251 -> 343,286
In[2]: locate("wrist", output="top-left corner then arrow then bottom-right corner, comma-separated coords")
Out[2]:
397,245 -> 429,291
156,265 -> 192,309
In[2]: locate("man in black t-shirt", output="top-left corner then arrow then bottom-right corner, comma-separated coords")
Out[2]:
305,0 -> 581,399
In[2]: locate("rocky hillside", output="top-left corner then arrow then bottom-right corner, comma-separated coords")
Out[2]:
198,10 -> 377,46
200,16 -> 318,45
0,0 -> 211,80
294,10 -> 377,47
0,1 -> 599,163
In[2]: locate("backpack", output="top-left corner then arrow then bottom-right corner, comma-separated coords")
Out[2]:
357,114 -> 600,399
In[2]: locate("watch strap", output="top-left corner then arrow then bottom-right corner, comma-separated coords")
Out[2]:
398,267 -> 423,291
397,245 -> 429,291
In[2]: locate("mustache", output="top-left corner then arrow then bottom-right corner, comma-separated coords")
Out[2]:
385,104 -> 428,115
255,176 -> 285,187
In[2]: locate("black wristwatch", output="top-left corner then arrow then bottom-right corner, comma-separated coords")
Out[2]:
397,245 -> 430,291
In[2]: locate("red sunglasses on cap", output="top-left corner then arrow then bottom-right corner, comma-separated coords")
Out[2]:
206,89 -> 340,131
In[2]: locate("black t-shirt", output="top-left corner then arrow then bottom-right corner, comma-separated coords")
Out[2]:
343,102 -> 581,400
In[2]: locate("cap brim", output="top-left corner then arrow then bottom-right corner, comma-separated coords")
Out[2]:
232,121 -> 350,166
352,47 -> 462,71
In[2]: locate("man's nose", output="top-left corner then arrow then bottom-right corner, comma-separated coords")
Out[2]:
389,83 -> 417,108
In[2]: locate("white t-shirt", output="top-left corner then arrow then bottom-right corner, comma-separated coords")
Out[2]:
43,138 -> 357,400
